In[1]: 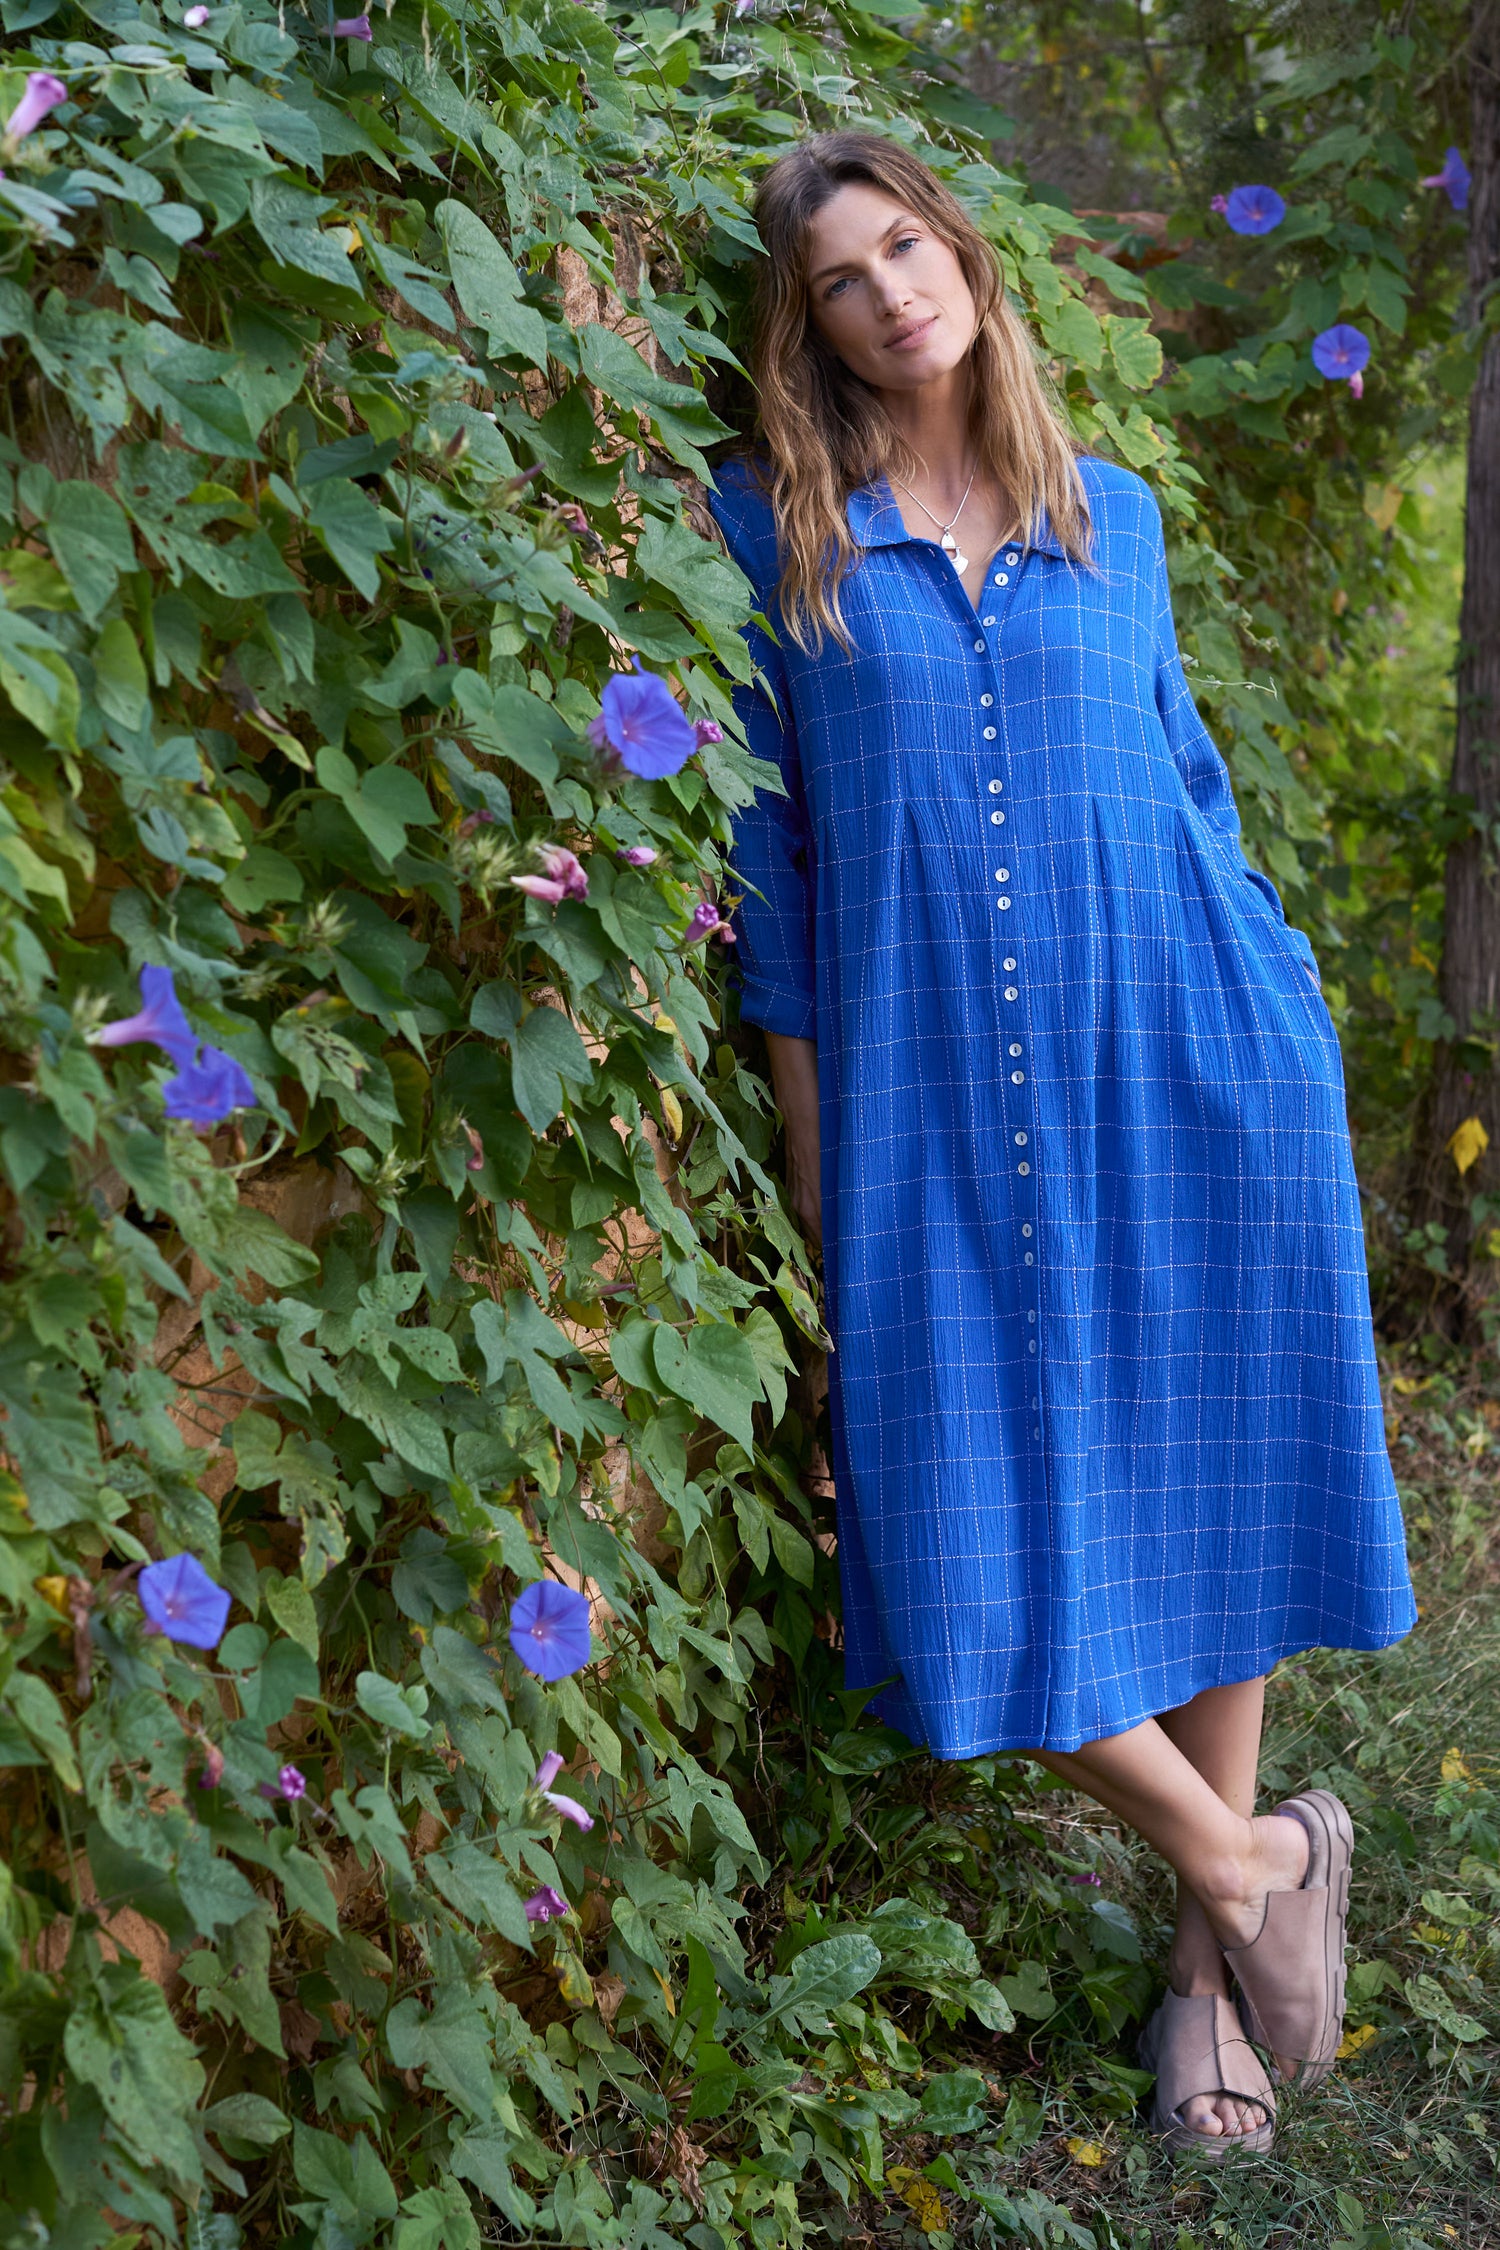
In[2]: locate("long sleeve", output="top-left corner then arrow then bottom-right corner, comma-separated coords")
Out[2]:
709,484 -> 818,1040
1146,504 -> 1319,986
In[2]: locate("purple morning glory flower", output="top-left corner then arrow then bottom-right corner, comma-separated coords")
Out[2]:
587,658 -> 698,779
508,1580 -> 592,1681
1311,324 -> 1371,393
139,1553 -> 231,1650
524,1885 -> 571,1922
1223,185 -> 1286,236
183,4 -> 209,22
1069,1871 -> 1103,1887
683,899 -> 735,947
1420,147 -> 1469,212
163,1045 -> 256,1129
331,12 -> 372,37
533,1750 -> 594,1831
615,844 -> 658,866
94,965 -> 198,1067
693,719 -> 724,749
4,72 -> 67,143
278,1764 -> 307,1800
1209,193 -> 1228,216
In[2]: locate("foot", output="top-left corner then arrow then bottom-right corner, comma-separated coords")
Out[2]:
1164,1958 -> 1271,2141
1200,1811 -> 1311,1955
1197,1810 -> 1312,2081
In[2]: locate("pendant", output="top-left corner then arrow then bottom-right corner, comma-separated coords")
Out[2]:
941,530 -> 969,574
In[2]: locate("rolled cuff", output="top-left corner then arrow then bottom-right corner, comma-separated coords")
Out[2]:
737,977 -> 817,1041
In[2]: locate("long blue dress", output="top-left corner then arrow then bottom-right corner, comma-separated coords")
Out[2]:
708,453 -> 1415,1759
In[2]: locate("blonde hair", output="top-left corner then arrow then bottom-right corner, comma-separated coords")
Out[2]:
748,130 -> 1091,652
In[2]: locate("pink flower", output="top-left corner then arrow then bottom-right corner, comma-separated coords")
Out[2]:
1068,1871 -> 1103,1887
462,1122 -> 485,1172
1348,369 -> 1364,400
196,1739 -> 225,1788
693,719 -> 724,748
278,1764 -> 307,1801
5,72 -> 67,142
183,4 -> 209,22
511,873 -> 567,904
524,1885 -> 571,1922
615,844 -> 657,866
533,1750 -> 594,1831
683,899 -> 735,947
331,12 -> 372,37
556,502 -> 589,535
1209,193 -> 1229,216
538,844 -> 588,900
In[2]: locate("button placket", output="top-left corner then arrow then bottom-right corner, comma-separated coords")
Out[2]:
970,552 -> 1041,1451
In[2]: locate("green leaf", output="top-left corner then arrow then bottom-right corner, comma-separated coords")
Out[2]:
435,201 -> 548,363
174,1829 -> 262,1938
63,1966 -> 205,2182
1039,296 -> 1104,370
92,618 -> 151,731
202,2091 -> 291,2159
509,1002 -> 592,1132
919,2069 -> 990,2136
44,481 -> 137,623
305,481 -> 397,602
1107,317 -> 1164,391
766,1934 -> 881,2033
291,2123 -> 398,2241
650,1320 -> 760,1452
315,745 -> 437,866
356,1668 -> 431,1739
4,1669 -> 81,1791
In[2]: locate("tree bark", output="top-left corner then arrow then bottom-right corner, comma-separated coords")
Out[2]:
1423,0 -> 1500,1291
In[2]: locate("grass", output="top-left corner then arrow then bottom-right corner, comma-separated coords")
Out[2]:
775,1344 -> 1500,2250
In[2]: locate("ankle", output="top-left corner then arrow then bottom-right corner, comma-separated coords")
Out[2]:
1167,1946 -> 1229,2000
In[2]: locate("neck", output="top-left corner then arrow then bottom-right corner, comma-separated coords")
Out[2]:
876,361 -> 974,504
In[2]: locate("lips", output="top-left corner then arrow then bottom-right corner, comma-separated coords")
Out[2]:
887,315 -> 938,350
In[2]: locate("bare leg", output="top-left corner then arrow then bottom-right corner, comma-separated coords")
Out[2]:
1029,1684 -> 1306,2143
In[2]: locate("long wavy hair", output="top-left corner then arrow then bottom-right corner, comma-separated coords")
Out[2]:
748,131 -> 1091,652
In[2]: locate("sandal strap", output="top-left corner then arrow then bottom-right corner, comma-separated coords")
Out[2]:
1145,1990 -> 1276,2126
1225,1788 -> 1353,2078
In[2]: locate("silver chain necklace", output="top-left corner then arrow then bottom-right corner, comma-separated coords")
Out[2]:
889,460 -> 978,575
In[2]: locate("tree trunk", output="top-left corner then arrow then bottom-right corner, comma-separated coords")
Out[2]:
1423,0 -> 1500,1294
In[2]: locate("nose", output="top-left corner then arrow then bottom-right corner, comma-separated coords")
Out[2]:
871,264 -> 913,319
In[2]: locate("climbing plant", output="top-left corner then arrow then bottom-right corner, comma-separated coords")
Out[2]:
0,0 -> 1476,2243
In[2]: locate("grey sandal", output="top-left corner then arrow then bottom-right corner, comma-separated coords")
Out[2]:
1138,1988 -> 1277,2161
1223,1787 -> 1353,2088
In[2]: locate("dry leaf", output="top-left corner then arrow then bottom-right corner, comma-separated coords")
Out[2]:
1337,2022 -> 1378,2061
1065,2137 -> 1106,2167
887,2169 -> 947,2235
1441,1746 -> 1472,1784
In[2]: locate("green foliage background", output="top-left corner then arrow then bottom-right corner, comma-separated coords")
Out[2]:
0,0 -> 1484,2244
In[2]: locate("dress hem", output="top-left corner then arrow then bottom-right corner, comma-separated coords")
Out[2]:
861,1619 -> 1419,1763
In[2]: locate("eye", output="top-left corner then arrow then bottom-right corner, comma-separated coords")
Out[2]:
892,233 -> 920,255
824,274 -> 852,300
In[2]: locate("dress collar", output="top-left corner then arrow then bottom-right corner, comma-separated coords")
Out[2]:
845,473 -> 1070,560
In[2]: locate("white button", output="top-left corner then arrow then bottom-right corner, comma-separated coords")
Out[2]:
993,573 -> 1009,587
983,725 -> 997,739
1009,1043 -> 1022,1056
1018,1162 -> 1031,1176
1033,1423 -> 1041,1435
1003,957 -> 1016,971
980,693 -> 994,707
1021,1221 -> 1032,1235
991,810 -> 1006,825
997,897 -> 1011,910
988,778 -> 1003,793
1006,552 -> 1019,565
1027,1310 -> 1036,1323
1025,1254 -> 1034,1267
1028,1338 -> 1037,1352
995,868 -> 1009,881
1015,1133 -> 1027,1146
1004,985 -> 1018,998
973,638 -> 984,652
1011,1069 -> 1025,1083
982,614 -> 996,626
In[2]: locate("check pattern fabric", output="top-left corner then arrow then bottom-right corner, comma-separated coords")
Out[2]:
709,453 -> 1415,1759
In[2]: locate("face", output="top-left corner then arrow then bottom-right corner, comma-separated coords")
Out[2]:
804,180 -> 977,395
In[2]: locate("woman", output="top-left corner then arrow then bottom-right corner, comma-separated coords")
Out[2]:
707,131 -> 1415,2158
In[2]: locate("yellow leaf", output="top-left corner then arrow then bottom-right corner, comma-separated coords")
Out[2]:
659,1088 -> 684,1140
653,1969 -> 675,2017
1447,1115 -> 1489,1177
1365,483 -> 1404,535
33,1575 -> 70,1615
654,1015 -> 677,1037
888,2172 -> 946,2233
1441,1747 -> 1472,1784
1337,2023 -> 1378,2060
1065,2138 -> 1106,2168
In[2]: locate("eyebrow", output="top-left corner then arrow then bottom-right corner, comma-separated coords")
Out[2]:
808,213 -> 922,287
